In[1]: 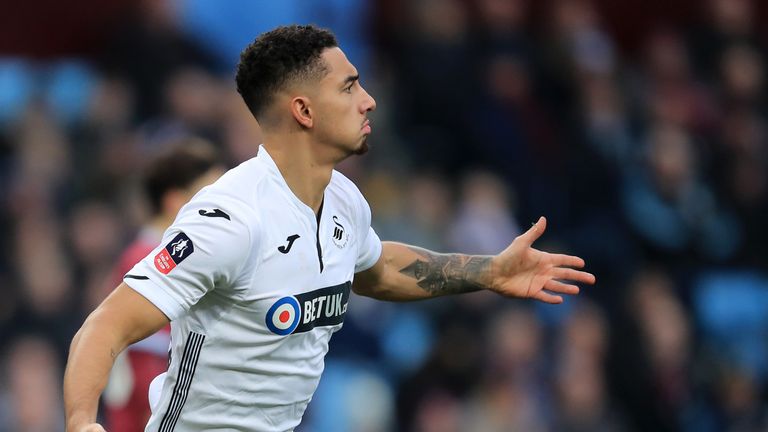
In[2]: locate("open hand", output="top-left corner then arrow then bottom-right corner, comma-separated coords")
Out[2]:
490,217 -> 595,303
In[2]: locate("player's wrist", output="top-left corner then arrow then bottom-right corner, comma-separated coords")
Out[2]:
486,255 -> 501,292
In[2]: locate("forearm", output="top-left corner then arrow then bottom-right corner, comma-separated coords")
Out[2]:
354,241 -> 494,300
64,310 -> 131,430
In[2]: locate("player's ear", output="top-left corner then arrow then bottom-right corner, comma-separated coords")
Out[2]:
290,96 -> 313,128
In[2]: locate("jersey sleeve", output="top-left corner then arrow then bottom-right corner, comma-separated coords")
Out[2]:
123,197 -> 256,320
354,194 -> 382,273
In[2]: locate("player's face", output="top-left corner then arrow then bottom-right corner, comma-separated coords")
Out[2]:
313,47 -> 376,156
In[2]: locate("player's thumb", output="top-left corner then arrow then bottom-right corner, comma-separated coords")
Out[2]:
519,216 -> 547,245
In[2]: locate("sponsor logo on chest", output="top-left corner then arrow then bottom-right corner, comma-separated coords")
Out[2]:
265,282 -> 351,335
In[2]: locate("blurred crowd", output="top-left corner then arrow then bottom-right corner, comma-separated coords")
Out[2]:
1,0 -> 768,431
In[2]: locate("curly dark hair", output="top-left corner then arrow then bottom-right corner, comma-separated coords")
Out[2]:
236,25 -> 338,121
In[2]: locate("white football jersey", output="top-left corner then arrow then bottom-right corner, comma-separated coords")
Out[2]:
124,146 -> 382,432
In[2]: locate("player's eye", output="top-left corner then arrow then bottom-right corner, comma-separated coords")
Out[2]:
343,84 -> 353,94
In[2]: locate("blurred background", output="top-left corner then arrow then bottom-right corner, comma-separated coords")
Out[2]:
1,0 -> 768,430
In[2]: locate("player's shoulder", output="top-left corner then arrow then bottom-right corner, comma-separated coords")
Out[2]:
175,156 -> 269,232
196,156 -> 272,209
211,156 -> 267,192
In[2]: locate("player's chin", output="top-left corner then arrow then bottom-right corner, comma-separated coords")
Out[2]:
352,137 -> 369,156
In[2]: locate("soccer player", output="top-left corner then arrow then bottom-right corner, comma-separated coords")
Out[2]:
64,25 -> 595,432
102,138 -> 224,432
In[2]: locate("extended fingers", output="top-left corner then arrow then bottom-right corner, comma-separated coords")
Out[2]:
544,279 -> 580,295
552,267 -> 596,285
552,254 -> 585,268
533,290 -> 563,304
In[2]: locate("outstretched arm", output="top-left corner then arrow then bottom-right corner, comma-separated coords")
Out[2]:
353,217 -> 595,303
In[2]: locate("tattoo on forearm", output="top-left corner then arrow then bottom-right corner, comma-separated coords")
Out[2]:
399,246 -> 492,295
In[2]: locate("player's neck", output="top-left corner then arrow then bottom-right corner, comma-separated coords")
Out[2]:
262,138 -> 334,215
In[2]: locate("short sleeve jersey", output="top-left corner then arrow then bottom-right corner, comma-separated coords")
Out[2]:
124,146 -> 382,432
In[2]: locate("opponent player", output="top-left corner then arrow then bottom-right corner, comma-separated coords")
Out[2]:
65,25 -> 595,432
102,138 -> 224,432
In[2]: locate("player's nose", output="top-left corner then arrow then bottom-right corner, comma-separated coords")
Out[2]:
360,86 -> 376,113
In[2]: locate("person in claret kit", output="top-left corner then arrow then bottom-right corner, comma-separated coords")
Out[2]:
102,137 -> 224,432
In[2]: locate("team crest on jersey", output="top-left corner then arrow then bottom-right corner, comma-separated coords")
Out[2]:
265,282 -> 351,336
331,215 -> 349,249
154,232 -> 195,274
